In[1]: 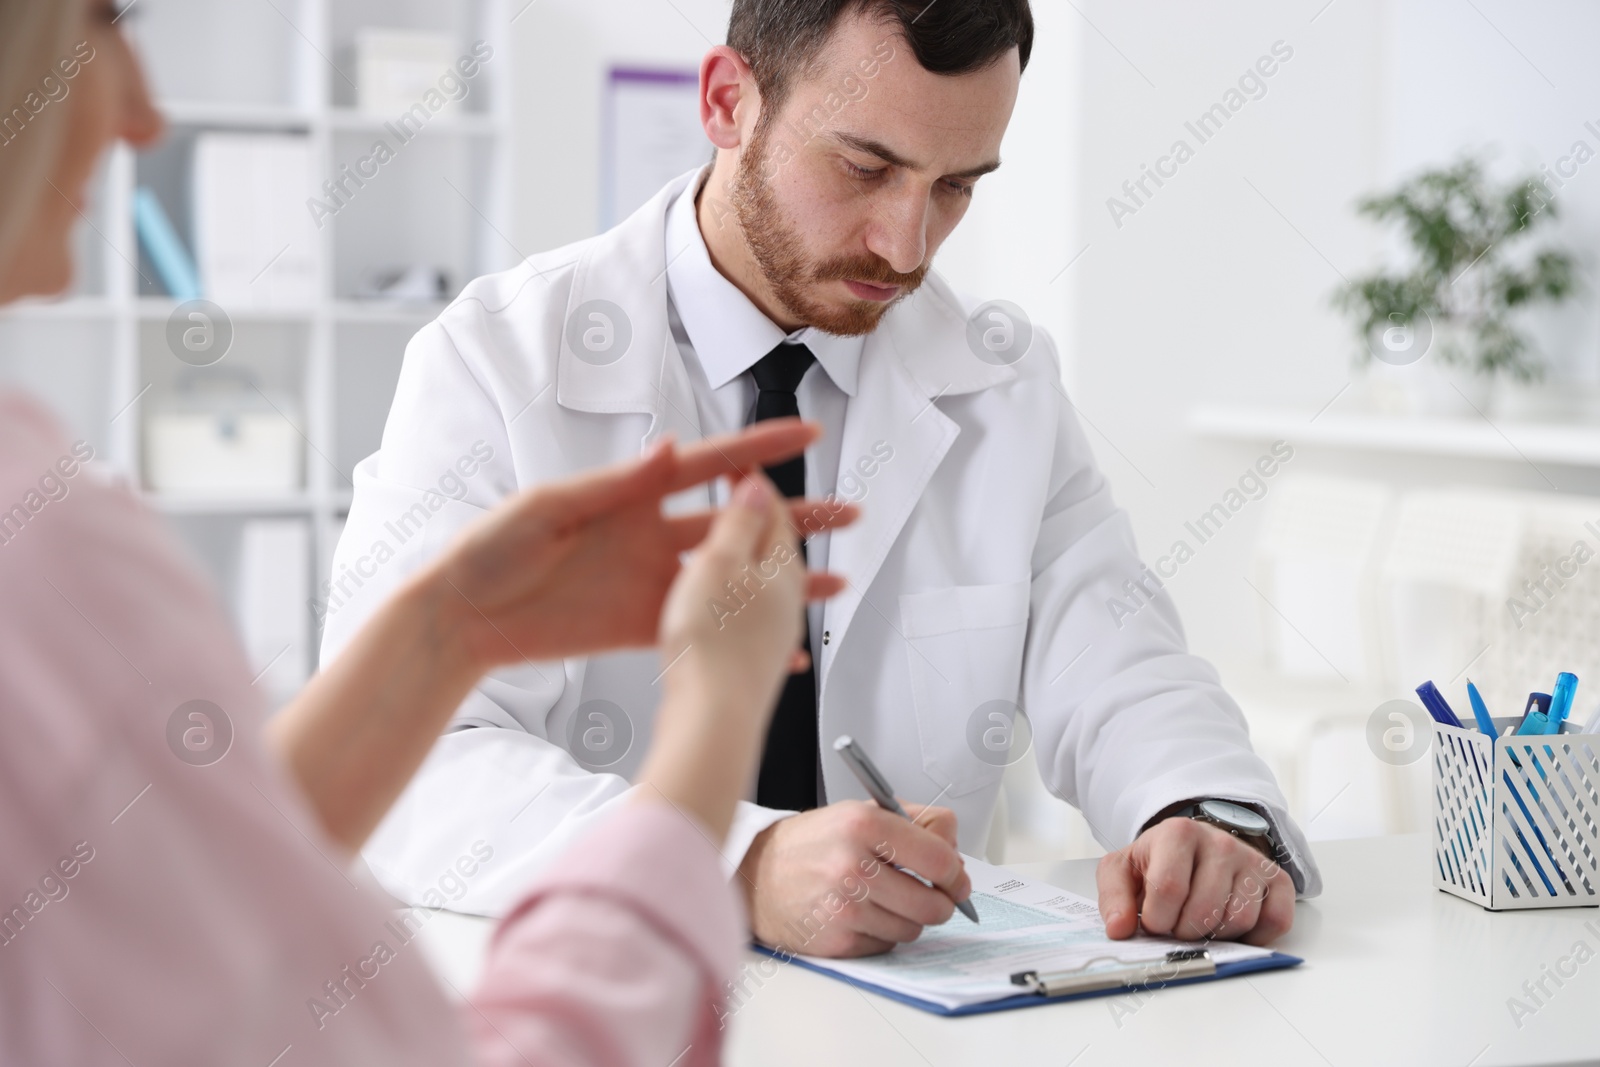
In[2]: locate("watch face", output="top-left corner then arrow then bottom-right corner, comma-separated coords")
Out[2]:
1199,800 -> 1271,835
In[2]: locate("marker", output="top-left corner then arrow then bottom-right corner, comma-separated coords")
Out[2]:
1547,673 -> 1579,733
1465,680 -> 1498,740
1516,693 -> 1552,736
833,736 -> 980,924
1415,681 -> 1463,728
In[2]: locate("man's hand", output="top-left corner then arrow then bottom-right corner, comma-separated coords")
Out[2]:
1096,817 -> 1294,946
738,800 -> 974,958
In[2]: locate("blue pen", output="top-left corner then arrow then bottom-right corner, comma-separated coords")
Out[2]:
1465,680 -> 1498,740
1516,692 -> 1552,736
1547,673 -> 1579,733
1416,681 -> 1464,728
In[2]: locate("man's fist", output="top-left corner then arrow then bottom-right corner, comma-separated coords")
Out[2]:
738,800 -> 973,958
1096,816 -> 1294,946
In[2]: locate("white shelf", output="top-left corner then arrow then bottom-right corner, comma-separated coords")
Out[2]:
333,300 -> 450,323
0,297 -> 119,320
328,108 -> 504,136
1189,403 -> 1600,468
147,492 -> 319,516
159,100 -> 317,129
0,0 -> 521,698
135,297 -> 317,323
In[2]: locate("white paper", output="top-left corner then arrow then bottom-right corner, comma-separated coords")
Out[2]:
794,858 -> 1275,1010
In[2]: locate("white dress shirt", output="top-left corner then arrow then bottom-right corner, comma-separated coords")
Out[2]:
662,166 -> 863,667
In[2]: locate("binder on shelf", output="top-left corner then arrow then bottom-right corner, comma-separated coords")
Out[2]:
192,133 -> 318,309
133,186 -> 202,300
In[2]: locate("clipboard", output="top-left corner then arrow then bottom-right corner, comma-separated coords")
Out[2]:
752,944 -> 1303,1017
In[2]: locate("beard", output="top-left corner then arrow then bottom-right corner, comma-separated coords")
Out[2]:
725,116 -> 930,337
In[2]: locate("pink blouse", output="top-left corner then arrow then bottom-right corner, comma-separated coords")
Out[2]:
0,391 -> 741,1066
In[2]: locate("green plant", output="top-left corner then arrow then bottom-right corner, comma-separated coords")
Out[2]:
1335,156 -> 1577,381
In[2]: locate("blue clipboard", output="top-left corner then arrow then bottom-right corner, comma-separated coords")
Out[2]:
752,944 -> 1303,1017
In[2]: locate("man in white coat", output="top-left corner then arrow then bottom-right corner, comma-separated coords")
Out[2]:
323,0 -> 1322,958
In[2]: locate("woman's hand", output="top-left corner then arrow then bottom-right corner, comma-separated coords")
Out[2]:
635,473 -> 831,841
424,419 -> 855,673
269,419 -> 855,853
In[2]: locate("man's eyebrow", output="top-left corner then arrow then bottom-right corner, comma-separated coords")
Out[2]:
831,132 -> 1001,181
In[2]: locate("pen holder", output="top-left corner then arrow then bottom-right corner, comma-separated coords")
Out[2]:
1433,718 -> 1600,910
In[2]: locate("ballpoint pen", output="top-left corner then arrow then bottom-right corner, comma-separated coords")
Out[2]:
1465,680 -> 1498,740
832,735 -> 980,924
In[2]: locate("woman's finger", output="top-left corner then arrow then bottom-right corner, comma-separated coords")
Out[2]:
510,437 -> 678,529
664,499 -> 859,553
665,419 -> 823,492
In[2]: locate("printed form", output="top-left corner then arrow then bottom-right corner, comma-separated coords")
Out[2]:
792,857 -> 1275,1011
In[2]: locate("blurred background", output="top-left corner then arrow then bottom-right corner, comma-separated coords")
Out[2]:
6,0 -> 1598,861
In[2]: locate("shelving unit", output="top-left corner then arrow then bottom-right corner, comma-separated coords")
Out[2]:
1189,403 -> 1600,468
0,0 -> 515,704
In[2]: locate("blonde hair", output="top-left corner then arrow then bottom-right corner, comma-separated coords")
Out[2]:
0,0 -> 85,270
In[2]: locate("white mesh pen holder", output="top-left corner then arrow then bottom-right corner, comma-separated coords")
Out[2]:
1433,718 -> 1600,910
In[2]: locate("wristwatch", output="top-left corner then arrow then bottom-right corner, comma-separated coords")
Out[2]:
1174,799 -> 1279,864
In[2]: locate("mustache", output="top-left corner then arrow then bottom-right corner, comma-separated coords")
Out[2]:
812,256 -> 927,290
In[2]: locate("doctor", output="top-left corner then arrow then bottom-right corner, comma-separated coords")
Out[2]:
324,0 -> 1321,958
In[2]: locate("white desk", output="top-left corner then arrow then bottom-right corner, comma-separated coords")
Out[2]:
415,835 -> 1600,1067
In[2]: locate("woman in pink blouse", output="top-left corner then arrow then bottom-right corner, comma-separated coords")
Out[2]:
0,2 -> 858,1064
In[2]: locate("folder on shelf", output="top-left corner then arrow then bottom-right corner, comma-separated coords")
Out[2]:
133,186 -> 202,301
237,519 -> 310,708
754,856 -> 1301,1016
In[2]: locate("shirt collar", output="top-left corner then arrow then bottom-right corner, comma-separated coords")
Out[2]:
664,167 -> 861,397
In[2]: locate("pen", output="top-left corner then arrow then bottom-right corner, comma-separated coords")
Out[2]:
1416,681 -> 1463,729
1548,673 -> 1578,733
1465,680 -> 1498,740
832,735 -> 980,924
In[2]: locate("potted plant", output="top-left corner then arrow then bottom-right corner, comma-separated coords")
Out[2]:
1334,156 -> 1576,415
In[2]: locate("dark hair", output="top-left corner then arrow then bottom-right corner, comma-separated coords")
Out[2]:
727,0 -> 1033,114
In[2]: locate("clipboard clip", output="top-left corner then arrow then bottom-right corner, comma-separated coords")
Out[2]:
1010,949 -> 1216,998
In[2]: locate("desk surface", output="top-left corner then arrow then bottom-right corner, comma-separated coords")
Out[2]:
414,835 -> 1600,1067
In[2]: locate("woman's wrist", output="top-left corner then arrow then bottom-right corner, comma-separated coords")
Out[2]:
404,557 -> 500,684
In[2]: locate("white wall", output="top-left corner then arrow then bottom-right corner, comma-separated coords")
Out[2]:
507,0 -> 730,255
1068,0 -> 1600,683
502,1 -> 1600,850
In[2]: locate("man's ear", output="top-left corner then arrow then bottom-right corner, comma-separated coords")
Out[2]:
700,45 -> 757,151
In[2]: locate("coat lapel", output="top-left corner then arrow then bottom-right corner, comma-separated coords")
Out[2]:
555,169 -> 703,450
821,278 -> 1019,668
555,170 -> 706,508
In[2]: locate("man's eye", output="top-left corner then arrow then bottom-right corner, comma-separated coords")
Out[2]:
844,161 -> 884,181
944,180 -> 975,197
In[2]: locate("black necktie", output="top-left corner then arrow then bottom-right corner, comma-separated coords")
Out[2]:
750,341 -> 819,812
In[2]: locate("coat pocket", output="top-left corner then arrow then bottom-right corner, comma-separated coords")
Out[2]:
898,580 -> 1032,797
